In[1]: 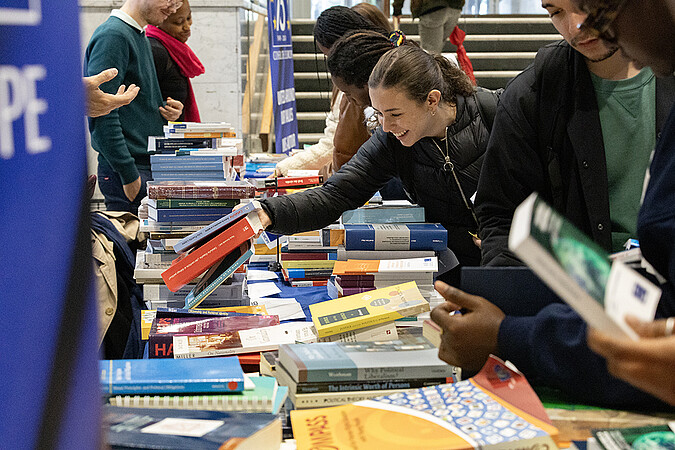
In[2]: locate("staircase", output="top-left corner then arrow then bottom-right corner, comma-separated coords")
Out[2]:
290,15 -> 560,146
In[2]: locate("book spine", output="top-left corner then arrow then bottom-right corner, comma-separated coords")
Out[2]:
151,163 -> 229,171
150,155 -> 229,163
150,137 -> 218,151
151,208 -> 233,223
151,173 -> 227,181
283,268 -> 334,279
290,280 -> 329,287
281,252 -> 337,261
293,378 -> 449,394
173,202 -> 257,253
147,185 -> 255,200
161,217 -> 257,291
341,208 -> 425,224
166,132 -> 231,138
292,388 -> 412,408
344,225 -> 447,251
147,334 -> 174,358
151,199 -> 239,209
109,394 -> 272,413
104,379 -> 243,395
184,249 -> 253,309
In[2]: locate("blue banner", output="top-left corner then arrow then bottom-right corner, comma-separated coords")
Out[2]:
267,0 -> 299,154
0,1 -> 100,448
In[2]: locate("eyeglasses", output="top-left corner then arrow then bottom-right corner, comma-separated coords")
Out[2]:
575,0 -> 628,44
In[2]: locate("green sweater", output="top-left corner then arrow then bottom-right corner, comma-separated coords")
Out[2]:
85,16 -> 165,184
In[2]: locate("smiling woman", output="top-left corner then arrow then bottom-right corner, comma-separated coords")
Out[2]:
146,0 -> 204,121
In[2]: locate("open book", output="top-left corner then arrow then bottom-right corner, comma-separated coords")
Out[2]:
508,192 -> 661,340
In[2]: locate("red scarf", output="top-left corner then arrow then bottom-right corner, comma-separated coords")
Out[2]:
146,25 -> 205,122
449,26 -> 476,86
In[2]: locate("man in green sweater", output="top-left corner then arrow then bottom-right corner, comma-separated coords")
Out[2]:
85,0 -> 184,214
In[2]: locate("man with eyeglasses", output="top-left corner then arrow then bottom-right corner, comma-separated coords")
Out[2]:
428,0 -> 675,409
569,0 -> 675,407
85,0 -> 185,214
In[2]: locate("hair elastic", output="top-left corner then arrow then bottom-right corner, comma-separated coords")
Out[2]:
388,30 -> 406,47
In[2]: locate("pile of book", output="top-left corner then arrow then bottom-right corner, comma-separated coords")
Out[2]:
275,333 -> 459,409
148,121 -> 243,182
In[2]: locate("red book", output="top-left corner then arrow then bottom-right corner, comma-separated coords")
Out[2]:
147,180 -> 256,199
280,252 -> 335,261
161,215 -> 262,291
255,175 -> 323,190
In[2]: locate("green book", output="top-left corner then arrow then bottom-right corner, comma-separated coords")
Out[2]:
593,424 -> 675,450
147,198 -> 239,209
107,375 -> 288,414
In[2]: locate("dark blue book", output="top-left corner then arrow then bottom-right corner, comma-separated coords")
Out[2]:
148,136 -> 219,152
151,172 -> 228,181
104,406 -> 281,450
99,357 -> 245,395
343,223 -> 448,251
173,201 -> 257,253
148,207 -> 234,223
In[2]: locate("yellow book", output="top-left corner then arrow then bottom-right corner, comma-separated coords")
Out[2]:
291,356 -> 559,450
309,281 -> 429,338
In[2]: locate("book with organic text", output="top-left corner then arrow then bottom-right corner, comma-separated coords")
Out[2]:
99,357 -> 245,395
509,192 -> 661,340
309,281 -> 429,338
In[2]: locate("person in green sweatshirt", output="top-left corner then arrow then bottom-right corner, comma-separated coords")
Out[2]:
85,0 -> 184,214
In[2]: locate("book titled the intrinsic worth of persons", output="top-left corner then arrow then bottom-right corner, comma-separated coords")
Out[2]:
290,355 -> 559,450
509,192 -> 661,340
309,281 -> 429,338
343,223 -> 448,251
99,357 -> 245,395
278,335 -> 456,383
104,406 -> 282,450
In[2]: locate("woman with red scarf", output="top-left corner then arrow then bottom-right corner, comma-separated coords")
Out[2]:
147,0 -> 204,122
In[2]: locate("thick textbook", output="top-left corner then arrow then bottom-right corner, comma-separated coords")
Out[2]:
104,405 -> 281,450
278,336 -> 457,383
291,355 -> 558,450
148,315 -> 279,359
343,223 -> 448,251
509,192 -> 661,339
341,201 -> 425,224
108,375 -> 288,414
184,242 -> 253,309
146,180 -> 256,199
161,213 -> 262,291
173,201 -> 257,254
99,357 -> 245,395
309,281 -> 429,338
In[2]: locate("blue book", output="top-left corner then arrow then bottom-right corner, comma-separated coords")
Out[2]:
283,268 -> 333,279
148,207 -> 233,223
173,201 -> 257,253
343,223 -> 448,251
99,357 -> 245,395
104,406 -> 281,450
151,154 -> 231,164
151,163 -> 230,172
152,172 -> 227,181
185,242 -> 253,309
148,136 -> 219,152
341,203 -> 425,224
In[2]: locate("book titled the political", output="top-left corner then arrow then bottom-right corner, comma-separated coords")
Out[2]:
161,212 -> 262,292
291,355 -> 558,450
147,314 -> 279,359
343,223 -> 448,251
278,335 -> 456,383
309,281 -> 429,338
99,357 -> 245,395
509,192 -> 661,340
184,242 -> 253,309
146,180 -> 256,200
104,405 -> 281,450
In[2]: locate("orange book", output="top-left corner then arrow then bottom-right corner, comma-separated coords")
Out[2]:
161,215 -> 262,291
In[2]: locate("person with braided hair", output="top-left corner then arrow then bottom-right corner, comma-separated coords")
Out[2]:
246,43 -> 499,270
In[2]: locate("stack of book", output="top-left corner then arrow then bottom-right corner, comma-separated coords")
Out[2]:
340,199 -> 425,225
149,122 -> 243,182
275,335 -> 459,409
280,226 -> 344,286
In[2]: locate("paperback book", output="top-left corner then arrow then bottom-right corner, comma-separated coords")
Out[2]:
343,223 -> 447,251
309,281 -> 429,338
148,206 -> 234,223
290,355 -> 558,450
104,406 -> 281,450
509,192 -> 661,339
99,357 -> 245,395
341,200 -> 425,224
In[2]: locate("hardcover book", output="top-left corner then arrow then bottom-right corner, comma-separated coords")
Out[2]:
173,201 -> 258,254
254,175 -> 324,190
343,223 -> 448,251
99,357 -> 245,395
108,375 -> 288,414
147,136 -> 220,152
147,314 -> 279,359
161,213 -> 262,292
148,206 -> 234,223
290,355 -> 558,450
509,192 -> 661,340
184,242 -> 253,309
146,180 -> 256,200
277,335 -> 457,383
309,281 -> 429,338
172,322 -> 317,359
104,406 -> 281,450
